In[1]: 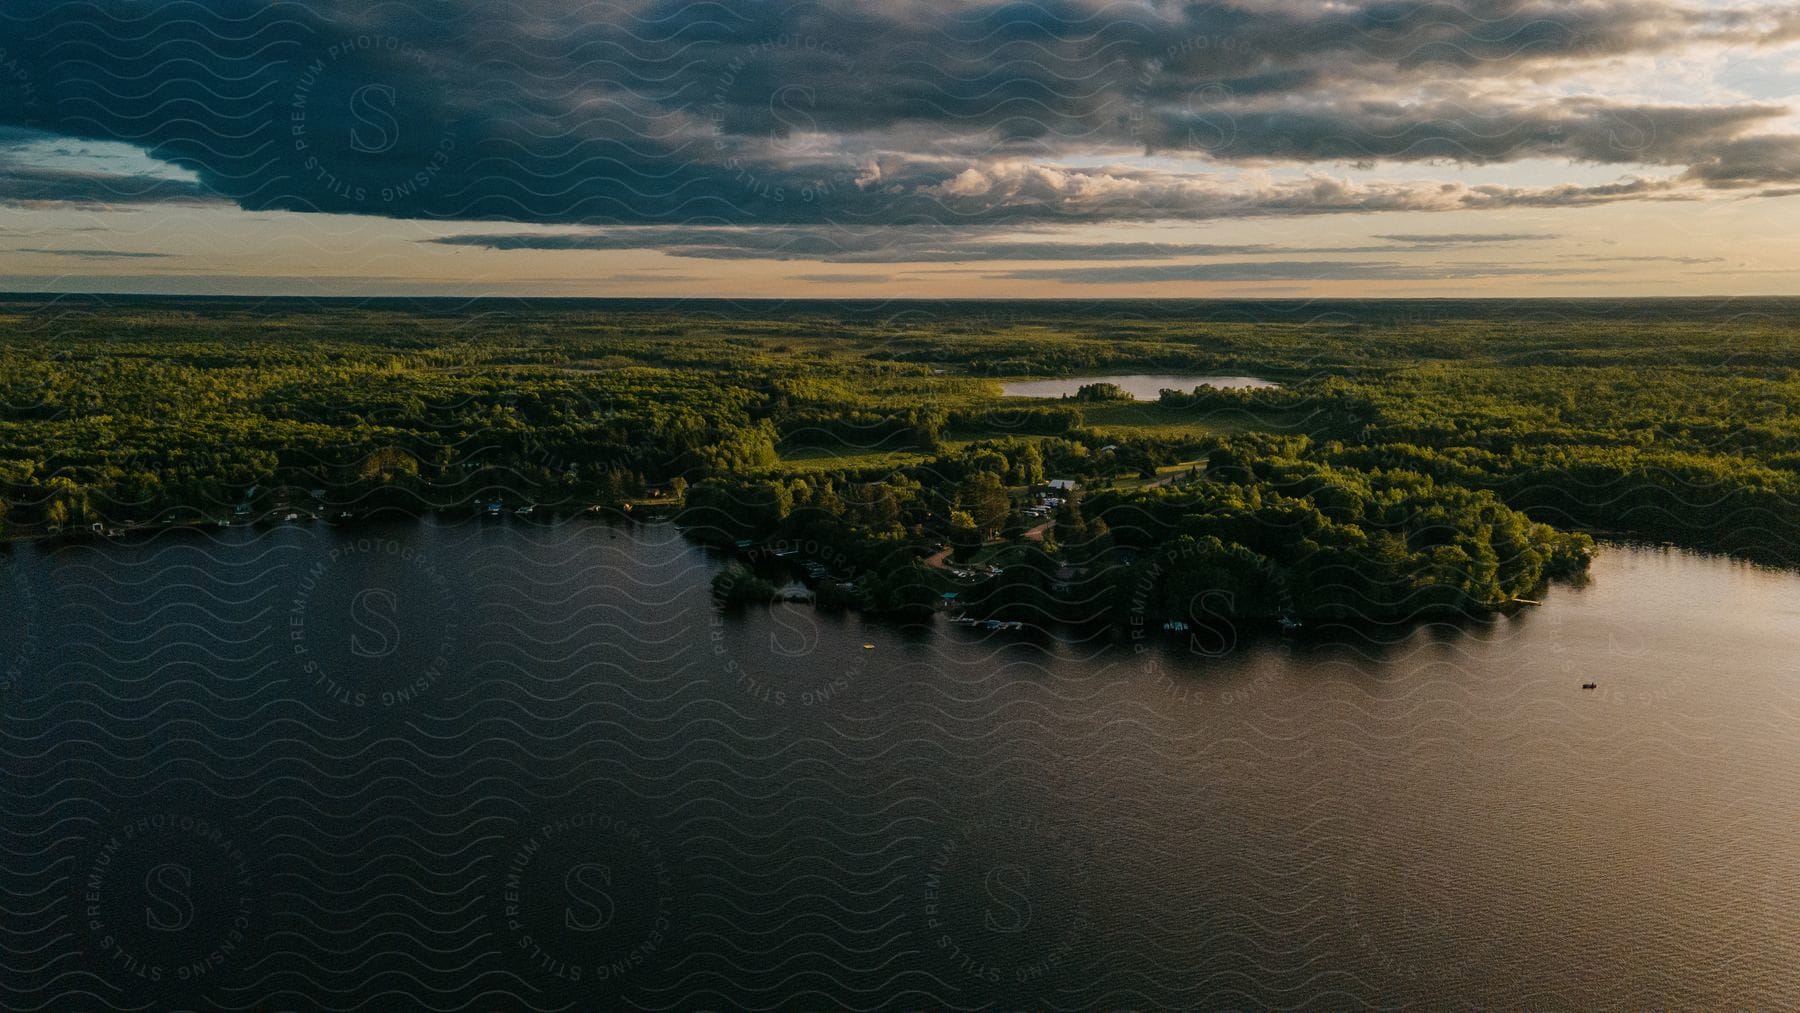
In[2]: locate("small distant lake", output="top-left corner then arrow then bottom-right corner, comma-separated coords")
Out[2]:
1001,374 -> 1278,399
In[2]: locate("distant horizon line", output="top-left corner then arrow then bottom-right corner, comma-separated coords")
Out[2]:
5,291 -> 1800,305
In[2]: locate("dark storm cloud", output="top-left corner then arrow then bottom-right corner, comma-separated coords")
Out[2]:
424,225 -> 1564,262
13,248 -> 173,259
0,163 -> 220,207
1138,99 -> 1787,166
1682,135 -> 1800,186
0,0 -> 1796,228
425,227 -> 1281,261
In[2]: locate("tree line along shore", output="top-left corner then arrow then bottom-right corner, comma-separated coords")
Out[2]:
5,299 -> 1797,628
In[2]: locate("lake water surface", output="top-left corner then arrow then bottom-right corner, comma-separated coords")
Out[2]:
2,518 -> 1797,1008
1001,373 -> 1278,399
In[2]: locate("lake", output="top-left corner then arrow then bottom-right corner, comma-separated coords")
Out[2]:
1002,373 -> 1279,399
2,517 -> 1797,1008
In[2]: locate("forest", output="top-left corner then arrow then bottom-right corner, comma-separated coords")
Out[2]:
3,295 -> 1797,629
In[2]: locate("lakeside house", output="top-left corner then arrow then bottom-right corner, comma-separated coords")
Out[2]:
1030,478 -> 1078,517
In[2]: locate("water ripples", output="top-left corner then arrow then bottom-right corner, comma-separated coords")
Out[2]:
2,516 -> 1798,1008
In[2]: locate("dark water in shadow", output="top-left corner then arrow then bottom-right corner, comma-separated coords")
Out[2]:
2,517 -> 1797,1009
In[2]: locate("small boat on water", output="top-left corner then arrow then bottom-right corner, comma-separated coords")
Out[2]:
1581,682 -> 1597,690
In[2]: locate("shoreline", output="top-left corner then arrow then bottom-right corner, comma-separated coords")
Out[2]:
13,507 -> 1774,634
2,512 -> 1759,663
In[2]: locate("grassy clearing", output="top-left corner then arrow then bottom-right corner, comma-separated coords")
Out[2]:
771,444 -> 932,475
974,397 -> 1306,441
1107,458 -> 1209,492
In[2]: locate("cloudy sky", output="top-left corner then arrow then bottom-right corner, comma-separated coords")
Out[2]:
1,0 -> 1798,297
